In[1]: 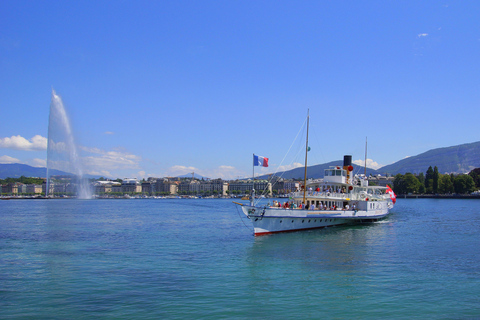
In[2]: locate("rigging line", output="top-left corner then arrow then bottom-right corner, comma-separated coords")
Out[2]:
272,115 -> 308,174
255,116 -> 308,204
235,204 -> 252,231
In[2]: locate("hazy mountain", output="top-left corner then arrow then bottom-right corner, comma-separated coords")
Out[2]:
257,160 -> 378,180
258,141 -> 480,179
0,163 -> 99,179
177,173 -> 208,180
378,141 -> 480,175
2,141 -> 480,180
0,164 -> 67,179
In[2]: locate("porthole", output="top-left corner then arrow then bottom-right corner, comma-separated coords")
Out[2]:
302,220 -> 304,223
308,220 -> 311,223
292,220 -> 294,223
280,220 -> 282,223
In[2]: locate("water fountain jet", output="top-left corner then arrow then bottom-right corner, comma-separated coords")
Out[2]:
46,89 -> 92,199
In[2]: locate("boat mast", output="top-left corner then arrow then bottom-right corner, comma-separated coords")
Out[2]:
303,110 -> 310,205
364,137 -> 367,177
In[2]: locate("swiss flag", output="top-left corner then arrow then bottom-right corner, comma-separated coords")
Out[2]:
386,186 -> 396,204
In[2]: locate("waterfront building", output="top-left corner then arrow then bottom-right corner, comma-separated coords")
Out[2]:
272,179 -> 300,195
178,179 -> 200,194
94,181 -> 121,194
154,178 -> 178,195
121,178 -> 141,194
3,183 -> 20,194
141,181 -> 156,195
26,184 -> 43,194
228,179 -> 272,195
368,175 -> 394,187
198,178 -> 228,196
112,184 -> 122,193
42,181 -> 54,195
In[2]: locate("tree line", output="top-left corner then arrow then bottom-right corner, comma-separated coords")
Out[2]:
0,176 -> 45,185
393,166 -> 480,195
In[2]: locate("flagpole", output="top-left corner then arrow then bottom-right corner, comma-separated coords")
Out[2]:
303,110 -> 310,206
252,153 -> 255,206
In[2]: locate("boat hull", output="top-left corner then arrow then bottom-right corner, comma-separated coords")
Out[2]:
240,205 -> 390,236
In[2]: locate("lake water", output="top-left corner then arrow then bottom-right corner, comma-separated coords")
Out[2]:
1,198 -> 479,319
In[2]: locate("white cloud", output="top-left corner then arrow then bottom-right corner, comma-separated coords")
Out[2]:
166,165 -> 198,177
0,155 -> 20,164
86,170 -> 113,178
276,162 -> 303,172
417,33 -> 428,38
353,158 -> 383,170
79,146 -> 142,176
30,158 -> 47,167
0,135 -> 47,151
104,131 -> 114,135
203,165 -> 245,180
164,165 -> 246,180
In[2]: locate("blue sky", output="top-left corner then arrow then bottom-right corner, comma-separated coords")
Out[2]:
1,1 -> 479,179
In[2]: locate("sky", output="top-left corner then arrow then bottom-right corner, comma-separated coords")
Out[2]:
1,1 -> 479,180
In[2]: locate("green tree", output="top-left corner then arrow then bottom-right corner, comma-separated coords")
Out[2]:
393,173 -> 423,194
404,173 -> 423,194
468,168 -> 480,188
425,166 -> 434,193
433,166 -> 439,194
438,174 -> 454,194
454,175 -> 476,194
417,173 -> 425,192
393,173 -> 406,195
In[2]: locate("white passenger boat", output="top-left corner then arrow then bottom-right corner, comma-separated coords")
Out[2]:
234,113 -> 396,236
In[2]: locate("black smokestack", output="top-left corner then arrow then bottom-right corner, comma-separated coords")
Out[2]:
343,155 -> 352,167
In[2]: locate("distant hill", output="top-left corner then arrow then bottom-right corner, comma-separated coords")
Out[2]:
0,163 -> 98,179
258,141 -> 480,179
177,173 -> 208,180
257,160 -> 379,180
3,141 -> 480,180
378,141 -> 480,175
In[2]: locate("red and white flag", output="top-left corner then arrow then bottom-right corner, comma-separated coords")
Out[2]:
386,186 -> 396,204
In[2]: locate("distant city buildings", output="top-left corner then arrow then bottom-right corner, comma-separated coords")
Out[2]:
1,174 -> 394,197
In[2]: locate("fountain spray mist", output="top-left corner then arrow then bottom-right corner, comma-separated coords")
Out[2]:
47,89 -> 93,199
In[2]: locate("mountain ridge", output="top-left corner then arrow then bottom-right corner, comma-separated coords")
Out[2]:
2,141 -> 480,180
258,141 -> 480,179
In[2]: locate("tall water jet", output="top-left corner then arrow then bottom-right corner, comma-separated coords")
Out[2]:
46,89 -> 93,199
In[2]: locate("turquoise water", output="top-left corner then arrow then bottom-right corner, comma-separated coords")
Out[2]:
1,198 -> 479,319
